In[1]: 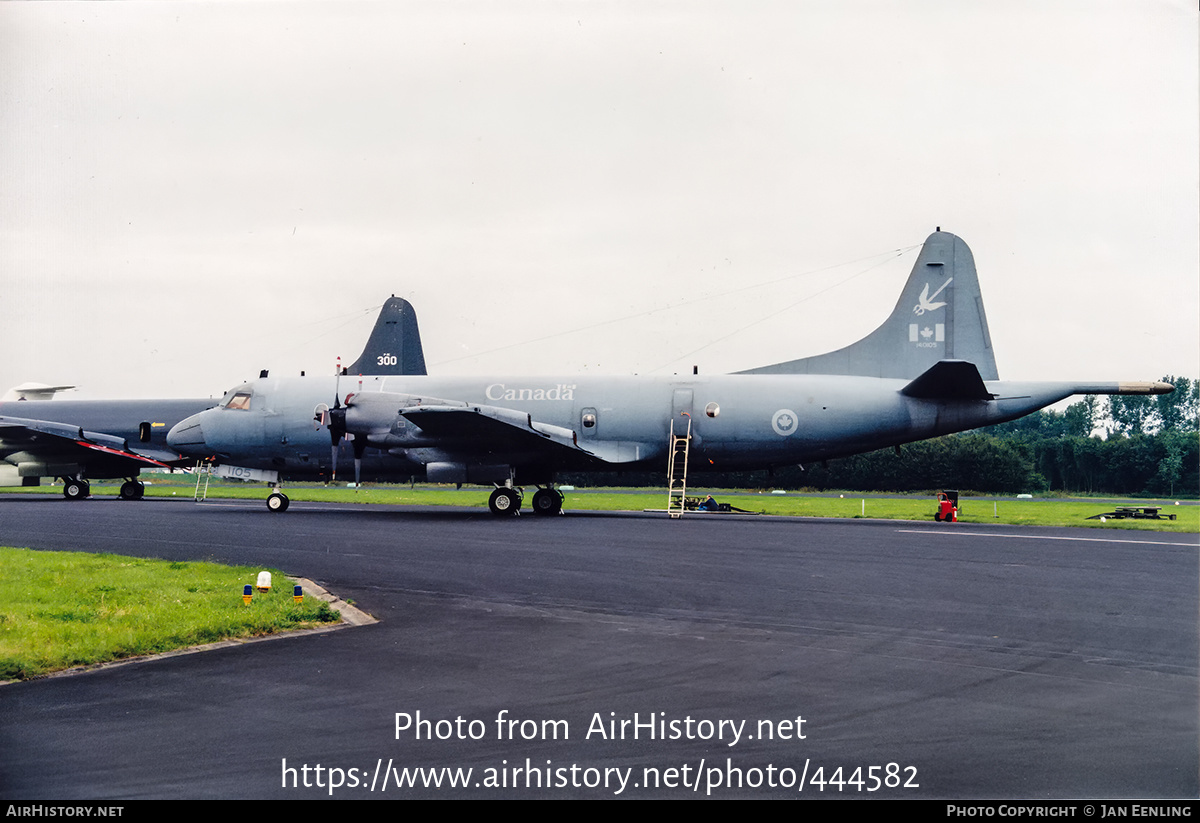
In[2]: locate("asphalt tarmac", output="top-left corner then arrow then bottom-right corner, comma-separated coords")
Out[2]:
0,495 -> 1195,799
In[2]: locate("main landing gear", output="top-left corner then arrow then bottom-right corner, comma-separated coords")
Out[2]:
487,485 -> 564,516
119,480 -> 145,500
488,486 -> 522,515
58,477 -> 144,501
531,487 -> 564,516
61,477 -> 90,500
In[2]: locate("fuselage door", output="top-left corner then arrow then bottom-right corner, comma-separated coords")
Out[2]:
671,388 -> 694,427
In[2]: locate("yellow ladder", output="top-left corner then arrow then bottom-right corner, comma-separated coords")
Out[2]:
666,416 -> 691,518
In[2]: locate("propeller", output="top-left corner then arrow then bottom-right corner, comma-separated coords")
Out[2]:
327,400 -> 367,487
328,401 -> 347,480
313,356 -> 362,486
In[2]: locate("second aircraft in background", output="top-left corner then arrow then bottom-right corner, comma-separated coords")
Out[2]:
0,297 -> 423,501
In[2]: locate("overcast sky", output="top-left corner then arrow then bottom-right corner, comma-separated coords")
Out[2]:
2,0 -> 1196,400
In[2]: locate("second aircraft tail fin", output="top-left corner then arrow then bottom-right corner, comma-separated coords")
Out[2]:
738,231 -> 998,380
346,296 -> 428,376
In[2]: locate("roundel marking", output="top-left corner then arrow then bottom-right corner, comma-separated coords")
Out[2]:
771,409 -> 798,437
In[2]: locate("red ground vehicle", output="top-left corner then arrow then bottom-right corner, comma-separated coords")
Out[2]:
934,490 -> 959,522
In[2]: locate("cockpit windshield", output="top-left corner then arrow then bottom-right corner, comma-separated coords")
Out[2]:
220,384 -> 254,410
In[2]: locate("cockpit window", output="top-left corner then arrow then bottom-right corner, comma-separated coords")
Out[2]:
219,383 -> 255,410
224,392 -> 252,410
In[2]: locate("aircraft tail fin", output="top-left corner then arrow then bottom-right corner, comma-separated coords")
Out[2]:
738,231 -> 999,380
345,296 -> 428,376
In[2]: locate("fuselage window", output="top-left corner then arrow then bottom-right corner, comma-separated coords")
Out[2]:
705,402 -> 720,418
582,412 -> 596,429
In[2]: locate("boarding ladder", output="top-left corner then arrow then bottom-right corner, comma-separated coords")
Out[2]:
193,460 -> 213,502
666,416 -> 691,519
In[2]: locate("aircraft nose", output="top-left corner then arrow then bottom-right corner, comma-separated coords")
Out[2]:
167,415 -> 207,454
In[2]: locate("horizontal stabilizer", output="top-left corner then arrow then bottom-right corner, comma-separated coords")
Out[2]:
902,360 -> 994,401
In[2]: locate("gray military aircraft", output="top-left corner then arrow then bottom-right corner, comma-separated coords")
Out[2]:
0,296 -> 425,500
166,231 -> 1172,515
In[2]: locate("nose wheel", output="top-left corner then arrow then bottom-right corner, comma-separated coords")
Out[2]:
267,491 -> 290,513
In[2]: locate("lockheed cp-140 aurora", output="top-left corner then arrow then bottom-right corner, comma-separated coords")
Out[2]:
166,231 -> 1172,516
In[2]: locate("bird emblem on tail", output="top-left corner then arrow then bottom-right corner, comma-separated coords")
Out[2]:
914,278 -> 953,315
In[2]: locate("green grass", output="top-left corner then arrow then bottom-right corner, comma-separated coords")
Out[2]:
545,489 -> 1196,531
0,547 -> 340,681
3,477 -> 1196,532
705,493 -> 1198,531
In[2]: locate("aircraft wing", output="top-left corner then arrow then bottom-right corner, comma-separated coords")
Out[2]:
398,404 -> 586,453
345,392 -> 658,465
0,414 -> 180,471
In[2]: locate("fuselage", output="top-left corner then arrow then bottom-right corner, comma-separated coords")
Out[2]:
0,399 -> 214,445
166,373 -> 1080,483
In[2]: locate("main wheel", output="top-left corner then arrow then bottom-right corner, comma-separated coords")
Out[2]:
488,487 -> 520,516
267,492 -> 290,513
63,480 -> 89,500
531,488 -> 564,516
119,480 -> 145,500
